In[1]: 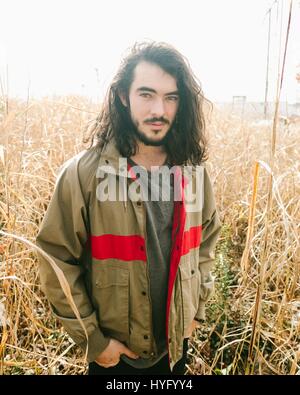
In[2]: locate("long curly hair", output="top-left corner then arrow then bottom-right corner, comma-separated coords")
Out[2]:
84,41 -> 210,165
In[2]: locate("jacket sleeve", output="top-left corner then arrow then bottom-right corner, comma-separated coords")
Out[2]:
36,156 -> 110,362
195,166 -> 222,321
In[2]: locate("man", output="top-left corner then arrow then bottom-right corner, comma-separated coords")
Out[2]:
36,42 -> 221,375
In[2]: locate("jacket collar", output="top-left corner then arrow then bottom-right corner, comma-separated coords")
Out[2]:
97,137 -> 196,183
97,138 -> 133,178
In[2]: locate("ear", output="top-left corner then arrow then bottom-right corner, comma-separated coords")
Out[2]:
118,92 -> 127,107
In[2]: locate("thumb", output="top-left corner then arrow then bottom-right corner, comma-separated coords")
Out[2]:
121,345 -> 139,359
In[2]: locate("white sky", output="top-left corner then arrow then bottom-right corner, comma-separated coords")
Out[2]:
0,0 -> 299,102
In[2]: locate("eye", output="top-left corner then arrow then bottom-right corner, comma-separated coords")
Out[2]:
140,93 -> 152,98
166,96 -> 179,102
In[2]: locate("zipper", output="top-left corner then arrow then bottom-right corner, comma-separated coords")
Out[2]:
166,201 -> 180,367
166,194 -> 186,368
142,202 -> 158,357
129,162 -> 158,358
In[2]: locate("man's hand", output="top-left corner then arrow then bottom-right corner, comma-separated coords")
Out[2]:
186,319 -> 201,338
94,338 -> 140,368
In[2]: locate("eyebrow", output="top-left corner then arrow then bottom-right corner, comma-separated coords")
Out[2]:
136,87 -> 179,96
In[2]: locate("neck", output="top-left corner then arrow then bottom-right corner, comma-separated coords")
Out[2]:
130,142 -> 167,170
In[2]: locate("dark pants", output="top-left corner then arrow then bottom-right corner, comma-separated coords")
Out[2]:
89,338 -> 189,375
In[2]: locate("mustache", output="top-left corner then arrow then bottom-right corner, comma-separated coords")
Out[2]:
144,117 -> 169,124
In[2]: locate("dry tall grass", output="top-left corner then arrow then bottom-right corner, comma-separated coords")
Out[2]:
0,96 -> 299,375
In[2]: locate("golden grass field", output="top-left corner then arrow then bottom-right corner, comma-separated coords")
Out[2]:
0,96 -> 299,375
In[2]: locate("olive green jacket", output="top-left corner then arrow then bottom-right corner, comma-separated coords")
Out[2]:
36,139 -> 221,371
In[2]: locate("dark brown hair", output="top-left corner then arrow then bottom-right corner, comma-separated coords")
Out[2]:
84,41 -> 210,165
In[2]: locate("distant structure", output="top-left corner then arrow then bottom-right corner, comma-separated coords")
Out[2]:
231,95 -> 247,117
216,101 -> 300,120
296,63 -> 300,107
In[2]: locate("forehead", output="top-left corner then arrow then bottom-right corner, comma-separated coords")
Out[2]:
130,61 -> 178,93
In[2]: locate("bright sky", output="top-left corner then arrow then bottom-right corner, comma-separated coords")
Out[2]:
0,0 -> 299,103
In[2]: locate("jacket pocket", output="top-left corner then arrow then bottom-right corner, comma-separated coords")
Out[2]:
179,258 -> 200,335
94,266 -> 129,338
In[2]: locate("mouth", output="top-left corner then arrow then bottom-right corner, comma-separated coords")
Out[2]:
146,122 -> 165,129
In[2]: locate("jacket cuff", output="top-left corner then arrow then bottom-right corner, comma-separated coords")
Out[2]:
52,310 -> 109,362
195,301 -> 206,321
79,327 -> 110,363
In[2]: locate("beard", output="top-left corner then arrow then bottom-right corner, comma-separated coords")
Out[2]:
129,116 -> 174,147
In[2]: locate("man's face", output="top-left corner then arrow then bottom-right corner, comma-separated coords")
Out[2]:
121,61 -> 179,146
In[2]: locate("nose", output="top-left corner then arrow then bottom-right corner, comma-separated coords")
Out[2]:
150,98 -> 165,117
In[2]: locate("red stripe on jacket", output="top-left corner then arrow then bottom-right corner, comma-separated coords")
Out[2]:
182,226 -> 202,256
166,168 -> 187,367
165,169 -> 202,368
91,234 -> 147,261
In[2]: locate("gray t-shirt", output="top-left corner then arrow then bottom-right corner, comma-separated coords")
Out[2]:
121,159 -> 174,368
